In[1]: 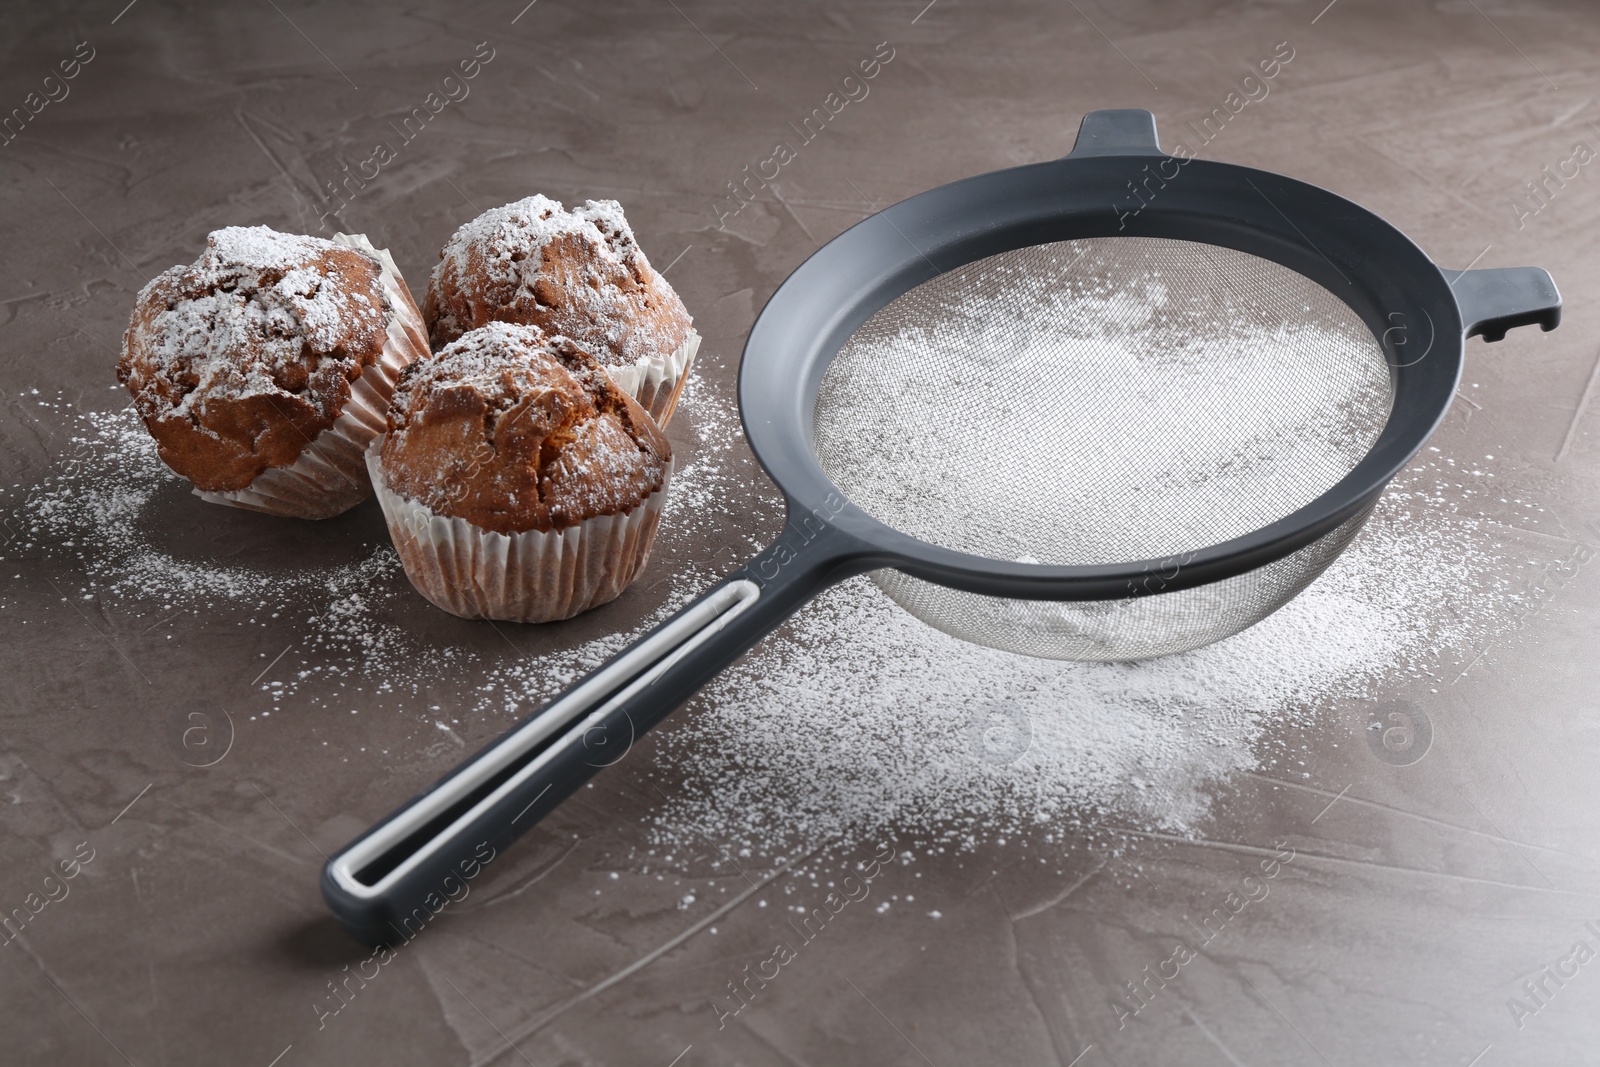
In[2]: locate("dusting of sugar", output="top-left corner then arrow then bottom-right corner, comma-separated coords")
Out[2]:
649,489 -> 1500,858
124,226 -> 386,423
814,241 -> 1394,565
2,378 -> 1553,867
385,322 -> 667,528
429,196 -> 681,362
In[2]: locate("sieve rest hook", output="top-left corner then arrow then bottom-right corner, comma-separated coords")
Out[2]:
1066,108 -> 1165,158
1441,266 -> 1562,342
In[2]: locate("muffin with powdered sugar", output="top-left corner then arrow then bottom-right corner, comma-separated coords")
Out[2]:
118,225 -> 429,518
371,321 -> 672,622
424,195 -> 698,425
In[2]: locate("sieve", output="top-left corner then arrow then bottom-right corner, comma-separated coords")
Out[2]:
324,109 -> 1560,942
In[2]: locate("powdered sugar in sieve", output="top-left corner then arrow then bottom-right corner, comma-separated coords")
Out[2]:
811,237 -> 1395,659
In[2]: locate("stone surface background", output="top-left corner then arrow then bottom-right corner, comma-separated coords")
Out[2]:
2,1 -> 1599,1064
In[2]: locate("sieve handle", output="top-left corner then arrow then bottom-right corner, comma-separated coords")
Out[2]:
1067,108 -> 1164,157
1443,266 -> 1561,342
321,521 -> 869,945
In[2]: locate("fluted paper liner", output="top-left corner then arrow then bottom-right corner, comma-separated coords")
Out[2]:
604,329 -> 699,427
195,232 -> 430,519
367,437 -> 673,623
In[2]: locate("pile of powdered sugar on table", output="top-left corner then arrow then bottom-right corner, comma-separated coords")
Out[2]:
4,369 -> 1546,854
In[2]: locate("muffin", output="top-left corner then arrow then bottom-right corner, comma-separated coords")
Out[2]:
371,322 -> 673,622
424,195 -> 699,425
119,227 -> 429,518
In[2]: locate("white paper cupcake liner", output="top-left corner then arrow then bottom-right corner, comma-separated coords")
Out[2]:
194,233 -> 430,520
604,329 -> 699,427
366,436 -> 673,623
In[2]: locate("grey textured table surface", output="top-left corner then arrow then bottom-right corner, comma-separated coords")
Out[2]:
3,2 -> 1600,1065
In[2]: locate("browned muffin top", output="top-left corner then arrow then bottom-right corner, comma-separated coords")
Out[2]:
118,226 -> 389,492
424,195 -> 694,362
381,322 -> 671,534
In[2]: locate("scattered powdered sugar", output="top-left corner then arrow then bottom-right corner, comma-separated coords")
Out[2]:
2,363 -> 1552,860
12,401 -> 366,611
2,391 -> 732,719
648,484 -> 1509,858
656,374 -> 775,545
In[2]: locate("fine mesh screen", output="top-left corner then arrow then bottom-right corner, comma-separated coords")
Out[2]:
811,237 -> 1394,661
